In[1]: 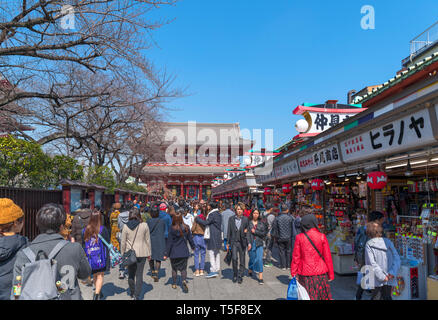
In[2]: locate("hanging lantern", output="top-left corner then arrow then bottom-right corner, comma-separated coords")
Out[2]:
239,191 -> 246,197
367,172 -> 388,190
282,184 -> 292,194
234,192 -> 238,197
264,187 -> 272,195
311,179 -> 324,191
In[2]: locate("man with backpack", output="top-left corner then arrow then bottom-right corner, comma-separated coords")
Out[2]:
354,211 -> 384,300
12,203 -> 91,300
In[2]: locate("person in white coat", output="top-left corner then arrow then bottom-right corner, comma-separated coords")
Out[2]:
365,222 -> 401,300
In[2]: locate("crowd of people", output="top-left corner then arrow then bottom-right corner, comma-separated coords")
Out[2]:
0,195 -> 401,300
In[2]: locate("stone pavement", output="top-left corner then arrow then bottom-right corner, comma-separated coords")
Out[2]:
79,248 -> 359,300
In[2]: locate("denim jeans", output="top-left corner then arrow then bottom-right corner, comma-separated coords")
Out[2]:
193,234 -> 206,270
248,240 -> 263,273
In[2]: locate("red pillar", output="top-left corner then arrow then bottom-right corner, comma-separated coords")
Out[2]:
89,189 -> 95,210
181,183 -> 184,198
62,186 -> 71,214
199,184 -> 203,200
115,191 -> 120,203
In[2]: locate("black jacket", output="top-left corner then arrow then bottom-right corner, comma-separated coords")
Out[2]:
248,220 -> 268,248
165,225 -> 195,259
195,209 -> 222,250
272,213 -> 294,241
12,232 -> 91,300
227,215 -> 251,248
0,235 -> 28,300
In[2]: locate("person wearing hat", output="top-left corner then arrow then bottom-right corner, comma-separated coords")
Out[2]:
0,198 -> 28,300
158,202 -> 172,240
110,203 -> 122,251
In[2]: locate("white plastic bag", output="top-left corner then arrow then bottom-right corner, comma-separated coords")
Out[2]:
297,281 -> 310,300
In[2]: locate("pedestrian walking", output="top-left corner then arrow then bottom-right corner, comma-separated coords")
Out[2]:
120,208 -> 152,300
195,201 -> 222,278
12,203 -> 92,300
365,222 -> 401,300
164,212 -> 195,293
147,204 -> 166,282
158,202 -> 172,240
0,199 -> 28,300
117,201 -> 133,279
290,214 -> 334,300
248,209 -> 268,285
191,207 -> 206,276
262,203 -> 276,268
82,210 -> 111,300
110,203 -> 121,251
221,201 -> 235,252
272,204 -> 294,270
227,203 -> 251,284
71,199 -> 93,245
354,211 -> 384,300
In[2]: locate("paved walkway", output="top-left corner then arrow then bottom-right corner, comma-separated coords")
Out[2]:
79,248 -> 358,300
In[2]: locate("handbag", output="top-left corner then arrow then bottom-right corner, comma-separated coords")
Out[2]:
297,280 -> 310,300
121,225 -> 140,268
224,248 -> 232,266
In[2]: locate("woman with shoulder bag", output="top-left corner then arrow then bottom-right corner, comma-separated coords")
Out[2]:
290,214 -> 334,300
121,208 -> 151,300
248,209 -> 268,285
191,207 -> 206,276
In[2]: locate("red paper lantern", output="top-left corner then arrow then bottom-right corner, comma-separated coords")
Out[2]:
264,187 -> 272,195
239,191 -> 246,197
234,192 -> 238,197
367,171 -> 388,190
282,184 -> 292,194
311,179 -> 324,191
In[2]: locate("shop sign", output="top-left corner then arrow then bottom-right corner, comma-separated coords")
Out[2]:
341,108 -> 436,163
311,179 -> 324,191
308,112 -> 358,133
298,144 -> 341,173
264,187 -> 272,195
367,171 -> 388,190
275,159 -> 299,179
255,164 -> 277,184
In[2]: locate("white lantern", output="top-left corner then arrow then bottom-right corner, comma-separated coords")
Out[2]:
244,157 -> 252,166
295,119 -> 309,133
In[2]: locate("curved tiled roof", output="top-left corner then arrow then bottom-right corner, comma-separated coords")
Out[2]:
353,52 -> 438,104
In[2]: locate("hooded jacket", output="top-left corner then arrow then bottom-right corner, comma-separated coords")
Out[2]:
0,235 -> 28,300
117,210 -> 130,233
12,232 -> 91,300
365,237 -> 401,287
158,211 -> 172,239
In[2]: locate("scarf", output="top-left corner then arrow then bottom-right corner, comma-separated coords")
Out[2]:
301,214 -> 319,233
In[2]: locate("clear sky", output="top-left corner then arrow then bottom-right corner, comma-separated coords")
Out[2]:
146,0 -> 438,150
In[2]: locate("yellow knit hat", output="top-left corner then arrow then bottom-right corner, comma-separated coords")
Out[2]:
0,198 -> 24,225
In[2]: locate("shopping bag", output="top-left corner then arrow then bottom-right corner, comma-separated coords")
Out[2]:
297,281 -> 310,300
287,277 -> 298,300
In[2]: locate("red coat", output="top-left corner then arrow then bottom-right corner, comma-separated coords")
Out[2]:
290,228 -> 334,280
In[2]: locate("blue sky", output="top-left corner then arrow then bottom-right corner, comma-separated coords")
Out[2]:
146,0 -> 438,149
